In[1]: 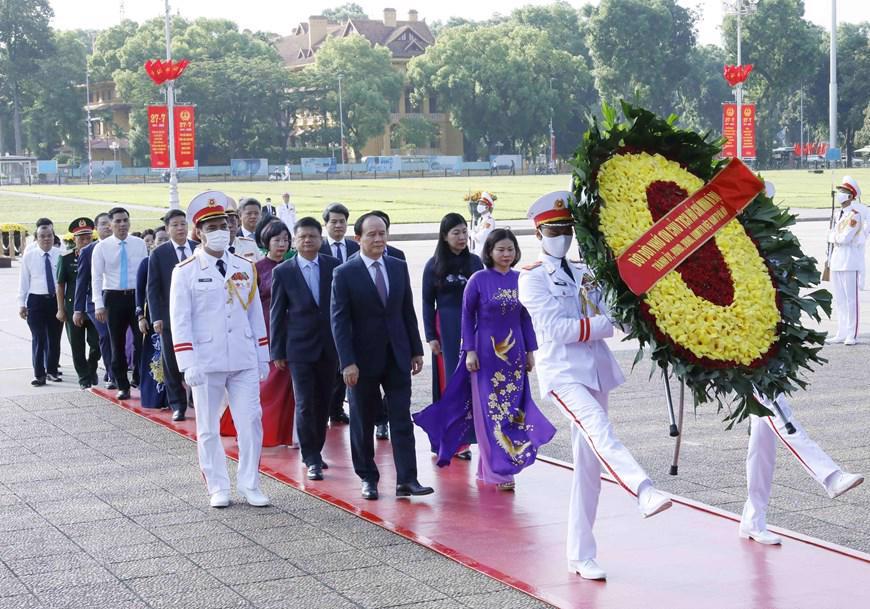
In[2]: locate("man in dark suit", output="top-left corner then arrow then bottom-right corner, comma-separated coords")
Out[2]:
271,217 -> 340,481
319,202 -> 359,426
147,209 -> 196,421
73,212 -> 114,388
331,212 -> 432,501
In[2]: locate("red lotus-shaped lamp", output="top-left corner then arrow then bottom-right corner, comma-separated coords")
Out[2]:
723,64 -> 753,87
144,59 -> 190,85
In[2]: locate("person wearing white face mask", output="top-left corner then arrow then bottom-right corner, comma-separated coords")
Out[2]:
518,191 -> 672,582
169,191 -> 272,509
826,177 -> 865,345
469,191 -> 496,256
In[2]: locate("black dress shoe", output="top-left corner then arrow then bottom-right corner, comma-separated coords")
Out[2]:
105,381 -> 117,390
130,381 -> 139,389
171,410 -> 185,422
330,412 -> 350,425
79,383 -> 92,390
361,481 -> 379,500
307,464 -> 324,481
46,373 -> 62,382
116,389 -> 131,400
396,481 -> 434,497
320,461 -> 329,470
454,450 -> 472,461
31,377 -> 46,387
375,424 -> 389,440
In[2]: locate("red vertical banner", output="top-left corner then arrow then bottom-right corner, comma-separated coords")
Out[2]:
148,105 -> 169,168
722,103 -> 756,158
174,105 -> 196,168
741,104 -> 756,158
722,103 -> 737,157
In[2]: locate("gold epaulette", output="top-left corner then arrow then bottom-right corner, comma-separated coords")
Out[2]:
521,261 -> 543,271
231,252 -> 253,264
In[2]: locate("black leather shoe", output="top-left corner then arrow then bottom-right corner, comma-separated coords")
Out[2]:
130,381 -> 139,389
31,377 -> 46,387
454,450 -> 472,461
361,481 -> 378,500
307,464 -> 324,481
105,381 -> 117,390
171,410 -> 185,422
116,389 -> 131,400
79,383 -> 92,390
396,481 -> 434,497
46,373 -> 62,382
330,412 -> 350,425
320,461 -> 329,470
375,424 -> 389,440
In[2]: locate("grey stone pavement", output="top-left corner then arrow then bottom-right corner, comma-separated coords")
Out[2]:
1,209 -> 868,608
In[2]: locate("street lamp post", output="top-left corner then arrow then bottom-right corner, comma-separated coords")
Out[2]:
164,0 -> 180,209
337,74 -> 346,166
723,0 -> 758,161
84,35 -> 94,185
549,78 -> 556,171
829,0 -> 837,154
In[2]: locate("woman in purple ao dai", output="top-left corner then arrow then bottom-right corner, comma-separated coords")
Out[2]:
414,228 -> 556,489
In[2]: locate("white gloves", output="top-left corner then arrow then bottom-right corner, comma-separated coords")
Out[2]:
258,362 -> 270,381
184,366 -> 206,387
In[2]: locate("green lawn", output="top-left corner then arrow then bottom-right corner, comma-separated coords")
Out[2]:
1,168 -> 867,232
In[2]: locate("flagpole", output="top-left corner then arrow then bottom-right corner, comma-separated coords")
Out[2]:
165,0 -> 179,210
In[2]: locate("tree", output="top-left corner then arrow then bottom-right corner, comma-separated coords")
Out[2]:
834,22 -> 870,165
394,116 -> 439,152
408,22 -> 595,160
0,0 -> 54,153
674,44 -> 734,134
308,36 -> 403,159
587,0 -> 696,116
321,3 -> 368,22
510,1 -> 589,59
21,30 -> 89,159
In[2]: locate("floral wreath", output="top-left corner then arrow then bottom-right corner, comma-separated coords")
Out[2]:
569,102 -> 831,424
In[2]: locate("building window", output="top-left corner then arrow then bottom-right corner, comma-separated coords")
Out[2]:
428,93 -> 438,114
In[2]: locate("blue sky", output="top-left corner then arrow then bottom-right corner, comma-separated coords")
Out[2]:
52,1 -> 870,47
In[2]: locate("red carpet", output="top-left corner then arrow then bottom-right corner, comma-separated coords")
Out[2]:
92,388 -> 870,609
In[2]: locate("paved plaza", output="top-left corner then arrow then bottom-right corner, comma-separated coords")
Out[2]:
0,211 -> 868,608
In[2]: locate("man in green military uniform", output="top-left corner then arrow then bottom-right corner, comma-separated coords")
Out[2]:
56,217 -> 101,389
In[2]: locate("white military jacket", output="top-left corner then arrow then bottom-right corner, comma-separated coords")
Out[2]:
169,248 -> 269,373
828,202 -> 866,273
230,235 -> 262,262
518,252 -> 625,396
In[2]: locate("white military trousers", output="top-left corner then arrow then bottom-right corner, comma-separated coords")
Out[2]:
741,397 -> 840,533
550,384 -> 652,561
193,368 -> 264,496
831,270 -> 860,341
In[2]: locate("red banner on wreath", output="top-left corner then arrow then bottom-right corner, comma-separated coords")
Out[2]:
148,105 -> 195,168
722,103 -> 756,158
148,106 -> 169,169
174,105 -> 195,168
616,158 -> 764,296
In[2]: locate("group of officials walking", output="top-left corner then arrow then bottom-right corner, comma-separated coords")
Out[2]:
15,179 -> 865,581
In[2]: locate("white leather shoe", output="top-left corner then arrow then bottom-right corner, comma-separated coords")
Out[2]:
825,335 -> 844,344
239,487 -> 271,507
568,559 -> 606,580
826,471 -> 864,499
638,487 -> 672,518
209,490 -> 230,509
739,529 -> 782,545
844,338 -> 857,346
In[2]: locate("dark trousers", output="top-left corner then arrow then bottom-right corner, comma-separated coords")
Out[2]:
26,294 -> 62,379
289,352 -> 336,466
328,370 -> 347,418
87,306 -> 113,382
348,347 -> 416,485
160,325 -> 187,413
64,305 -> 100,386
104,290 -> 141,391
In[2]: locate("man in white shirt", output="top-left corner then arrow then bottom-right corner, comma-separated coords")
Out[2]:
91,206 -> 148,399
18,222 -> 63,386
276,192 -> 297,232
826,178 -> 865,345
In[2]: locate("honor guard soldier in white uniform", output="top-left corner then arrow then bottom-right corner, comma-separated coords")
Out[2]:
827,177 -> 865,345
469,192 -> 496,257
170,191 -> 271,509
740,392 -> 864,545
518,191 -> 672,581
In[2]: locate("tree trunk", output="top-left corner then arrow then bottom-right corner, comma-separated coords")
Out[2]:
0,114 -> 5,155
11,82 -> 23,154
